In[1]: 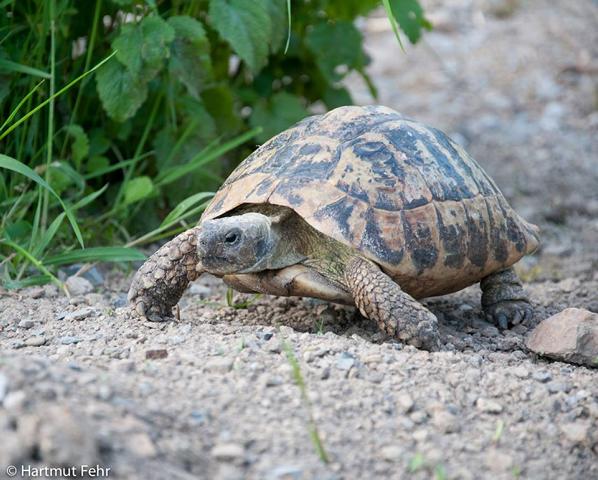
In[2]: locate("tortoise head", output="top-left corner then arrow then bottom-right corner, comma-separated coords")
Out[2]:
197,213 -> 277,274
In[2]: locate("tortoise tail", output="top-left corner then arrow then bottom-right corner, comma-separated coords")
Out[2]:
520,217 -> 540,255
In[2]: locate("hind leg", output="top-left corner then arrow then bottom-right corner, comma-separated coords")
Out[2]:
480,267 -> 533,330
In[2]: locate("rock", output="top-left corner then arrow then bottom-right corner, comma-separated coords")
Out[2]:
266,465 -> 303,480
38,406 -> 99,466
65,276 -> 94,296
60,336 -> 82,345
336,352 -> 356,370
532,371 -> 552,383
526,308 -> 598,367
145,349 -> 168,360
25,336 -> 46,347
0,373 -> 7,402
432,410 -> 460,433
380,444 -> 402,461
17,319 -> 34,329
205,357 -> 233,373
125,432 -> 157,458
559,421 -> 592,444
211,443 -> 245,462
397,394 -> 415,414
510,366 -> 529,378
476,398 -> 503,414
485,449 -> 513,472
63,307 -> 96,321
3,390 -> 27,409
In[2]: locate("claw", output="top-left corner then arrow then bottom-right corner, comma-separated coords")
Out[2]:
497,313 -> 509,330
512,310 -> 522,326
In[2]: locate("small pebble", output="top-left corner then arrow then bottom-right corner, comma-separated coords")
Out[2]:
380,444 -> 402,461
25,336 -> 46,347
476,398 -> 503,414
63,307 -> 96,321
17,319 -> 34,329
60,336 -> 82,345
145,349 -> 168,360
336,352 -> 356,371
65,276 -> 94,296
532,371 -> 552,383
211,443 -> 245,461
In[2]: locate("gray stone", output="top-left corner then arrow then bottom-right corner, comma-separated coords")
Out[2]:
25,336 -> 46,347
380,444 -> 402,461
65,276 -> 94,296
60,336 -> 82,345
336,352 -> 356,371
532,371 -> 552,383
17,319 -> 34,329
63,307 -> 96,321
266,465 -> 303,480
526,308 -> 598,368
205,357 -> 233,373
0,373 -> 8,402
211,443 -> 245,461
476,398 -> 504,414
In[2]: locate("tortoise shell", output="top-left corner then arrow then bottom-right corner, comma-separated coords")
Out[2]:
202,106 -> 539,298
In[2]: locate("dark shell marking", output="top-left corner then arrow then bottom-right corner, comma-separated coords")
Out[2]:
202,106 -> 539,298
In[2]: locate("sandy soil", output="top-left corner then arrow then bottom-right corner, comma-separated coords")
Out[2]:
1,1 -> 597,479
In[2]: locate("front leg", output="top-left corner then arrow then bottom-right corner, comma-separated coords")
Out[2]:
481,267 -> 533,329
344,256 -> 440,350
128,226 -> 203,321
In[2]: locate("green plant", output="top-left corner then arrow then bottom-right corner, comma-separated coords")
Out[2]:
0,0 -> 428,287
281,336 -> 329,463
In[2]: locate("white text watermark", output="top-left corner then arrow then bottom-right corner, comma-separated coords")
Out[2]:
5,464 -> 111,477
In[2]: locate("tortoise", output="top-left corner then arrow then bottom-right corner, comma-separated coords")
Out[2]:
128,105 -> 539,350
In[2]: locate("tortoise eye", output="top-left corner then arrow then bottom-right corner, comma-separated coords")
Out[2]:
224,230 -> 240,244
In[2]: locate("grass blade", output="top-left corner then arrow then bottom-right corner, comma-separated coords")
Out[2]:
155,127 -> 261,187
33,212 -> 65,257
0,58 -> 51,78
0,239 -> 63,291
0,79 -> 45,132
0,50 -> 117,142
160,191 -> 214,227
0,154 -> 84,247
43,246 -> 146,266
381,0 -> 405,51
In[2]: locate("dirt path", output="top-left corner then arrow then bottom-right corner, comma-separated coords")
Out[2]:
1,1 -> 597,479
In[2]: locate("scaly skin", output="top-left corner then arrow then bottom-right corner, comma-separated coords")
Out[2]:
481,267 -> 533,329
344,256 -> 440,350
127,226 -> 202,321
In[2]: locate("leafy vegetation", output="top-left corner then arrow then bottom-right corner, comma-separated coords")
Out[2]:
0,0 -> 428,288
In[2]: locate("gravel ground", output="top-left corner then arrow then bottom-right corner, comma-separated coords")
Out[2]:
1,1 -> 597,479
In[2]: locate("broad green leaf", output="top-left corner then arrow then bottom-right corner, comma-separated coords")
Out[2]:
48,161 -> 86,192
123,176 -> 154,205
389,0 -> 431,44
201,85 -> 240,133
86,155 -> 110,175
96,57 -> 148,122
161,191 -> 214,227
0,58 -> 51,79
141,16 -> 175,67
323,86 -> 352,109
323,0 -> 380,20
44,247 -> 146,266
113,24 -> 144,76
266,0 -> 287,53
167,16 -> 213,98
305,21 -> 365,83
209,0 -> 271,72
64,124 -> 89,166
0,154 -> 84,248
250,92 -> 308,143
